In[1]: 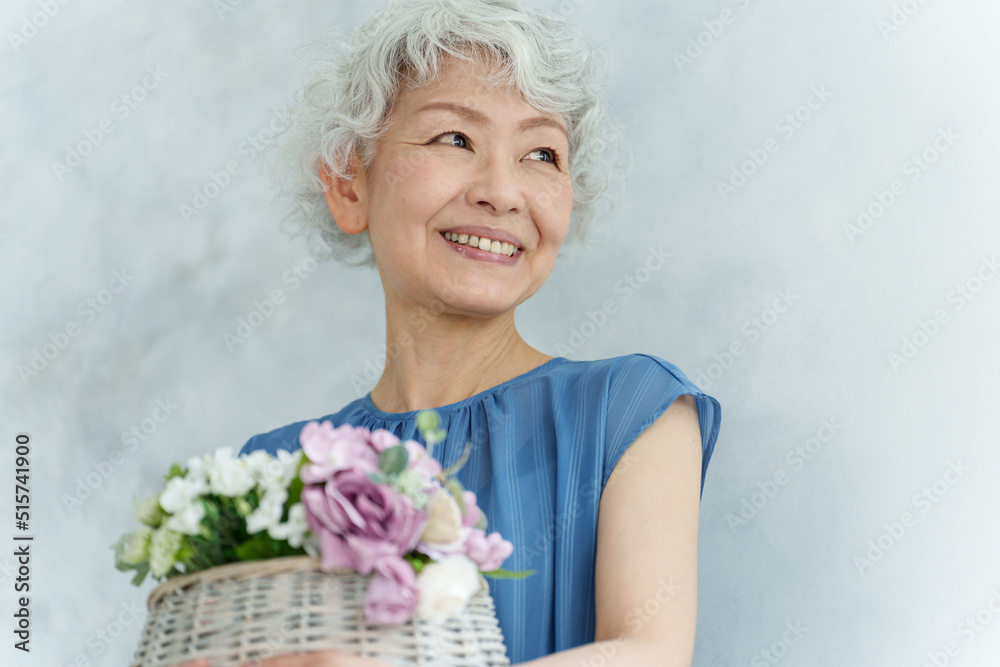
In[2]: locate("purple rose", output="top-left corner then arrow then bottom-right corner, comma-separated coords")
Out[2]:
301,470 -> 428,574
363,556 -> 419,625
299,421 -> 380,482
464,529 -> 514,572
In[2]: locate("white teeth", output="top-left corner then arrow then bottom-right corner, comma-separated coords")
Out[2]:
443,231 -> 518,257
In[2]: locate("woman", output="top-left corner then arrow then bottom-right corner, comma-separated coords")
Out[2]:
183,0 -> 720,665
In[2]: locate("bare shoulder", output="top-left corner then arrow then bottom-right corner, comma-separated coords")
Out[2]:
605,393 -> 701,489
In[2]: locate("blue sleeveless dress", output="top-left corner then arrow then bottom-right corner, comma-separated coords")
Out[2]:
239,353 -> 721,664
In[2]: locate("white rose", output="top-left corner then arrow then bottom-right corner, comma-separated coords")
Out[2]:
415,554 -> 481,623
421,490 -> 464,546
159,476 -> 207,514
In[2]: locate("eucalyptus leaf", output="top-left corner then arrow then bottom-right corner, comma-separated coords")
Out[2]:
379,445 -> 409,475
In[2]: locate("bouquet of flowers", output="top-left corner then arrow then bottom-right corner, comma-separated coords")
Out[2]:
113,409 -> 530,631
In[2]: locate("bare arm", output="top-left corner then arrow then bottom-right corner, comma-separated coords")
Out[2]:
517,393 -> 704,667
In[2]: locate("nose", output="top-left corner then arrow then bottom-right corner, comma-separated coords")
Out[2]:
464,152 -> 528,215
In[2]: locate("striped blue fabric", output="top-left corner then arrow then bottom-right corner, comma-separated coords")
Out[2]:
238,353 -> 721,664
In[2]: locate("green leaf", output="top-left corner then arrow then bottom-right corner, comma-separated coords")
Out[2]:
367,472 -> 387,484
379,445 -> 409,476
130,562 -> 150,586
403,552 -> 431,573
480,567 -> 536,580
176,543 -> 194,563
203,497 -> 220,521
287,450 -> 307,508
235,537 -> 282,561
164,463 -> 186,481
286,472 -> 304,511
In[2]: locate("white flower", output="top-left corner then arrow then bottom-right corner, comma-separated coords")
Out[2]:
165,501 -> 206,536
159,476 -> 207,514
246,488 -> 288,534
149,526 -> 184,578
268,503 -> 309,548
134,495 -> 165,527
121,526 -> 153,565
185,453 -> 211,483
415,554 -> 481,623
246,448 -> 300,495
244,450 -> 273,480
208,448 -> 255,497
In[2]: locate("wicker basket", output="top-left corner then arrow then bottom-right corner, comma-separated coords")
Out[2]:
129,555 -> 510,667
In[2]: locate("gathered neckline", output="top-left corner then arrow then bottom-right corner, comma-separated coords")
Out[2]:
360,356 -> 570,420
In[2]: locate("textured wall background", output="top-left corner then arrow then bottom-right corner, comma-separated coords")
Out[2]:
2,0 -> 998,665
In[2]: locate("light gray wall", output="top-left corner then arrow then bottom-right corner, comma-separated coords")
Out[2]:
2,0 -> 998,665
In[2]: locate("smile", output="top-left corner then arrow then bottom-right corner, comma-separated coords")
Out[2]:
441,231 -> 519,257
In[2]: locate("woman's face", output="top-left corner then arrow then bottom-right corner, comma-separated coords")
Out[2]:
346,56 -> 574,319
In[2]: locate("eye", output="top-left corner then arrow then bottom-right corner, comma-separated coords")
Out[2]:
526,147 -> 562,169
430,130 -> 470,149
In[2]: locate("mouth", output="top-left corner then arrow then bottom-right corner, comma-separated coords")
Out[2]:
440,231 -> 521,258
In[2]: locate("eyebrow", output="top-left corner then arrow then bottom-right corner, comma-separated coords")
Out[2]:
415,101 -> 567,139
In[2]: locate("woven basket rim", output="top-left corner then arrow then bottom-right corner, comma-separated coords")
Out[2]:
146,555 -> 352,609
146,554 -> 491,611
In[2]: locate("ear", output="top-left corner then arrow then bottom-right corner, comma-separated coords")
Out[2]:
318,154 -> 368,235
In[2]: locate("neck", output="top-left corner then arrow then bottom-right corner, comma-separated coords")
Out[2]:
368,296 -> 552,414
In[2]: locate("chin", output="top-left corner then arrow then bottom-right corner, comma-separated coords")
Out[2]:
440,292 -> 521,317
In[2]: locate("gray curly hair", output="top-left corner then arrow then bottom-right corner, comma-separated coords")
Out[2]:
265,0 -> 631,268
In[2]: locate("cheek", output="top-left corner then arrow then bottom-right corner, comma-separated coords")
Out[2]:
531,179 -> 574,242
376,151 -> 455,209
